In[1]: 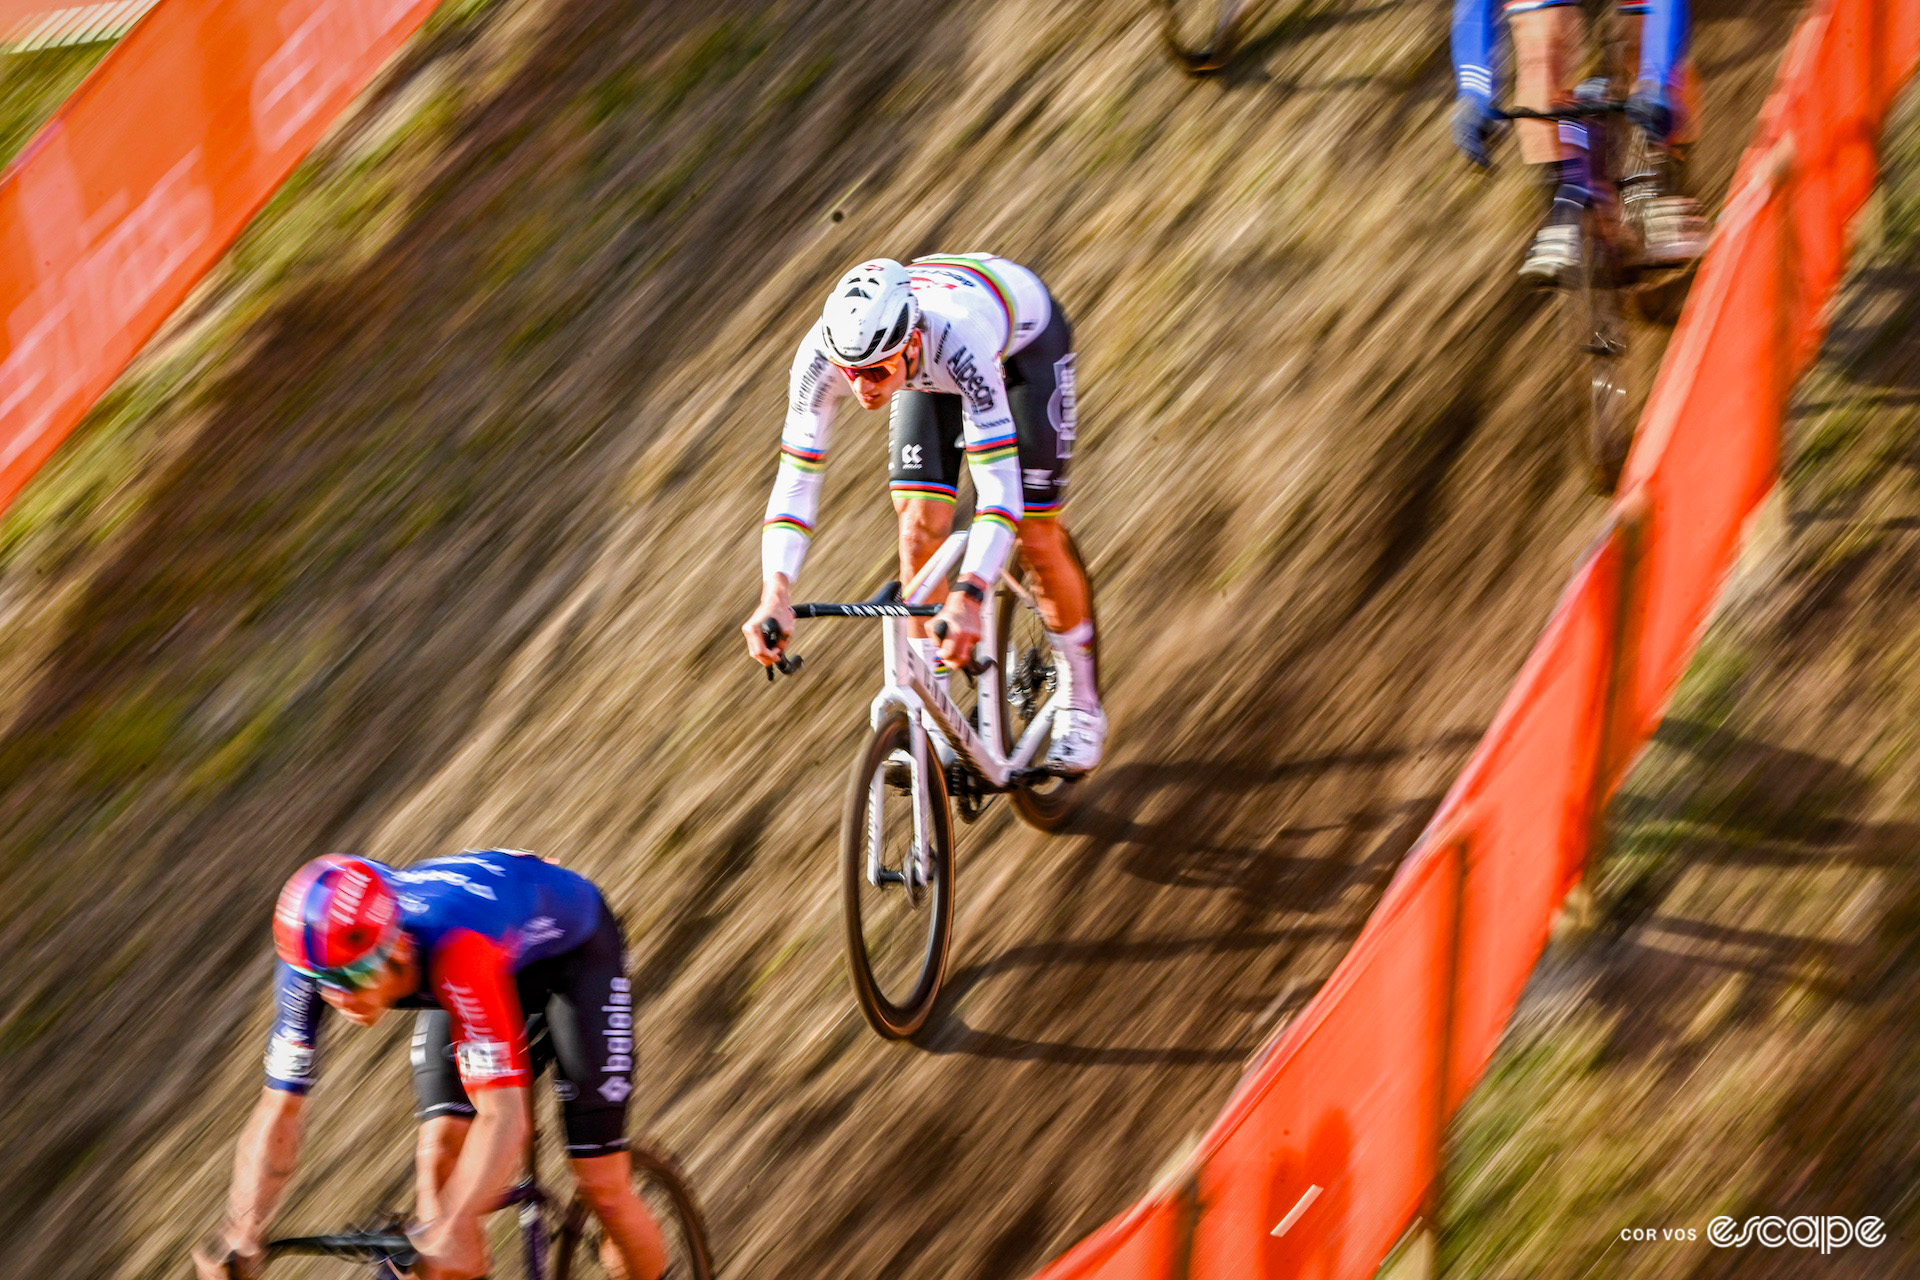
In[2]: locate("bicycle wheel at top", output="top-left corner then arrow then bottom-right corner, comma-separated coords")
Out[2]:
1157,0 -> 1252,74
1561,205 -> 1633,494
551,1142 -> 714,1280
840,704 -> 955,1039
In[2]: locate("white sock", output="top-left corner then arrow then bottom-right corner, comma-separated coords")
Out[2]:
1046,620 -> 1099,712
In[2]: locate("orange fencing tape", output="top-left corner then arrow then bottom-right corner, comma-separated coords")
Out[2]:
1025,0 -> 1920,1276
1441,529 -> 1622,1107
1183,838 -> 1458,1278
1618,184 -> 1787,746
0,0 -> 446,514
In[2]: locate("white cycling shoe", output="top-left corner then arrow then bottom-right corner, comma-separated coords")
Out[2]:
1636,194 -> 1712,267
1045,705 -> 1108,777
1520,220 -> 1582,286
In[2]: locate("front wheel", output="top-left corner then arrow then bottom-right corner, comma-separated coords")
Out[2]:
551,1142 -> 714,1280
841,705 -> 955,1039
1563,205 -> 1634,493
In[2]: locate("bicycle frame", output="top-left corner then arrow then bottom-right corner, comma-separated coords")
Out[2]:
865,531 -> 1062,881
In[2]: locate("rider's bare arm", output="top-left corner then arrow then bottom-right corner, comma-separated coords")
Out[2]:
216,1088 -> 307,1256
415,1085 -> 531,1275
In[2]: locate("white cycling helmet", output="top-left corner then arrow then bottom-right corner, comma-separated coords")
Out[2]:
820,259 -> 919,367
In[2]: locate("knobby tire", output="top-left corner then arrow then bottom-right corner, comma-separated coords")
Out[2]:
840,705 -> 955,1039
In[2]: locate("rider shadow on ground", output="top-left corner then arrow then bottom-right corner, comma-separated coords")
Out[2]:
918,923 -> 1344,1066
1072,730 -> 1480,912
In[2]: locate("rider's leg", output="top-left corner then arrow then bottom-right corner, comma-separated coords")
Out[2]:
1511,4 -> 1581,162
1623,0 -> 1709,263
894,496 -> 956,606
1018,517 -> 1103,763
570,1152 -> 667,1280
543,899 -> 666,1280
1511,2 -> 1589,282
889,390 -> 965,667
1016,518 -> 1090,636
1003,301 -> 1103,773
896,497 -> 956,685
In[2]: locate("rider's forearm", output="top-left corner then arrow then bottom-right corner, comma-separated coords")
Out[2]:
434,1088 -> 530,1227
1637,0 -> 1689,91
958,453 -> 1022,585
764,399 -> 832,588
225,1089 -> 306,1247
1450,0 -> 1497,98
763,457 -> 821,587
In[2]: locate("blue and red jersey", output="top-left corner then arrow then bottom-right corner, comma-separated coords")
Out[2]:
264,850 -> 605,1096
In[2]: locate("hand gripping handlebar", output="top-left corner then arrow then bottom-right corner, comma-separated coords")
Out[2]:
758,581 -> 940,681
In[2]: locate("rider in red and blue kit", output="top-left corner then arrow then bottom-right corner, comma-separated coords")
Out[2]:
1451,0 -> 1707,282
193,851 -> 665,1280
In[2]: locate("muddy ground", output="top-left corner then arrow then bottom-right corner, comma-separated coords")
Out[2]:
0,0 -> 1799,1275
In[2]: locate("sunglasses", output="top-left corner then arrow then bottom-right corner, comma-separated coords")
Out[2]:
307,945 -> 394,993
840,354 -> 902,383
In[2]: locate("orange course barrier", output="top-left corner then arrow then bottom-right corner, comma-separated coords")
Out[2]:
0,0 -> 448,514
1028,0 -> 1920,1276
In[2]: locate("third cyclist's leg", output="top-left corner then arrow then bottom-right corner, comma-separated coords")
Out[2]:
1622,0 -> 1710,265
1004,308 -> 1103,776
1511,0 -> 1587,284
545,902 -> 666,1280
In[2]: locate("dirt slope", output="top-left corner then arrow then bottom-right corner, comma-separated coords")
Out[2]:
0,0 -> 1796,1275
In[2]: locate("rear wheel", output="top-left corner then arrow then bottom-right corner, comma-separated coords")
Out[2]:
841,705 -> 954,1039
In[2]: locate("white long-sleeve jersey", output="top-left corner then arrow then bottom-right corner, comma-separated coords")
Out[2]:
761,253 -> 1053,590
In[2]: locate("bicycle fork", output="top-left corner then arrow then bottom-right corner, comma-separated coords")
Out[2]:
865,711 -> 935,905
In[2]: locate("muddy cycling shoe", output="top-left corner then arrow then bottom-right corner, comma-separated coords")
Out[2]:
1520,219 -> 1582,287
1045,705 -> 1108,777
1636,194 -> 1711,267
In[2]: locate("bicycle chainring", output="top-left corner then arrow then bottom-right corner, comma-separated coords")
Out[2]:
948,761 -> 986,824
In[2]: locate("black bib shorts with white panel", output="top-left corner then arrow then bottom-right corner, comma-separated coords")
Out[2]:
888,299 -> 1078,521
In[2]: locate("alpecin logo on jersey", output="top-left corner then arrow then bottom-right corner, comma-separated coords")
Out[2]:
946,346 -> 993,412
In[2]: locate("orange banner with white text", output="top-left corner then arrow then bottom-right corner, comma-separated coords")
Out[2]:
0,0 -> 444,513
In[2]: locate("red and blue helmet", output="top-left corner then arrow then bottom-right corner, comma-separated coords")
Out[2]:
274,855 -> 401,987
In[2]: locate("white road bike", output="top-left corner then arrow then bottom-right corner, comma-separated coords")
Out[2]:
761,527 -> 1097,1038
